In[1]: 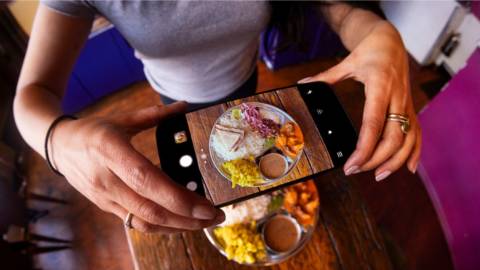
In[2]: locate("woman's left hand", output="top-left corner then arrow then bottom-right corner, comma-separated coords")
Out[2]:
299,22 -> 421,181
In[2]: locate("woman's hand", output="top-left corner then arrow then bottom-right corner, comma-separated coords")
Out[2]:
299,22 -> 421,181
49,102 -> 225,233
14,6 -> 224,233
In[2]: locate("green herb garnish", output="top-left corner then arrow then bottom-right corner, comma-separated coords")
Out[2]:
231,108 -> 242,120
268,195 -> 284,213
264,137 -> 275,149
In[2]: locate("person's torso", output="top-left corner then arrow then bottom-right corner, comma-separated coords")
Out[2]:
90,1 -> 271,103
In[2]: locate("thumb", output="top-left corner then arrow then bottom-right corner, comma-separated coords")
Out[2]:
117,101 -> 188,132
298,60 -> 352,85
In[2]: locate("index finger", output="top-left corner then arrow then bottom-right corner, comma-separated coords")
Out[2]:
344,82 -> 389,175
102,135 -> 221,221
114,101 -> 188,132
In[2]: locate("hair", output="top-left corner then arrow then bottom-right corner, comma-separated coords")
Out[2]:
268,1 -> 383,52
267,2 -> 309,52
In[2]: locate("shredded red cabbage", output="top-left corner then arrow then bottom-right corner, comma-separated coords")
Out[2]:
240,104 -> 279,138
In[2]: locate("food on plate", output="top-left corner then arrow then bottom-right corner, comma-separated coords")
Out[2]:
267,193 -> 284,212
210,102 -> 304,187
259,152 -> 288,179
231,108 -> 242,120
262,214 -> 301,253
283,181 -> 319,226
263,137 -> 275,149
214,124 -> 245,151
222,156 -> 262,187
211,110 -> 266,161
259,107 -> 281,124
207,181 -> 320,265
241,103 -> 280,138
220,195 -> 271,226
214,221 -> 267,264
275,122 -> 304,158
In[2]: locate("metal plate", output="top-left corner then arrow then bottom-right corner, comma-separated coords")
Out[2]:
204,182 -> 320,266
208,102 -> 303,187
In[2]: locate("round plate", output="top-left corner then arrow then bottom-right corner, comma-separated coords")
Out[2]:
204,183 -> 320,266
208,102 -> 304,187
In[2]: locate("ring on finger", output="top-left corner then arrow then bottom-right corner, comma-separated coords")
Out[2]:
124,212 -> 134,229
387,113 -> 410,134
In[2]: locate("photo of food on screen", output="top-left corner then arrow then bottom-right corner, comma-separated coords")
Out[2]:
185,87 -> 334,205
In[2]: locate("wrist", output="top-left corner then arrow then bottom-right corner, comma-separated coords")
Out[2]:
45,115 -> 77,176
372,21 -> 402,40
375,22 -> 407,58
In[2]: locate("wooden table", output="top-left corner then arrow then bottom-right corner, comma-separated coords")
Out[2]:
126,168 -> 392,270
125,81 -> 393,269
23,58 -> 449,269
109,56 -> 393,270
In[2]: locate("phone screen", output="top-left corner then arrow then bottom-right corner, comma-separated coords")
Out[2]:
156,82 -> 356,207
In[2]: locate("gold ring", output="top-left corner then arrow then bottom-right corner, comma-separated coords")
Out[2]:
124,212 -> 134,229
387,113 -> 410,134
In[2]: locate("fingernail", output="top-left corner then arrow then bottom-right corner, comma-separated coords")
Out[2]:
345,165 -> 360,176
298,76 -> 312,84
192,204 -> 217,220
412,163 -> 418,174
213,210 -> 226,224
375,171 -> 391,182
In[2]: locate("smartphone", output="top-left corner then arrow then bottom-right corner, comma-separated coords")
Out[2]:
156,82 -> 357,207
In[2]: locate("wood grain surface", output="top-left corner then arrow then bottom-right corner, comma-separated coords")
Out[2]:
186,87 -> 333,205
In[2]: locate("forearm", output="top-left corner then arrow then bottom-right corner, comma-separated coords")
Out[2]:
318,2 -> 399,51
13,85 -> 63,157
13,4 -> 92,158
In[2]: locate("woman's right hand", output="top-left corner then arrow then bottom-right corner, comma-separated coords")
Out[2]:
49,101 -> 225,233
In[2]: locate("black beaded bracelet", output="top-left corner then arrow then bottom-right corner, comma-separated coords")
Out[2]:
44,115 -> 78,176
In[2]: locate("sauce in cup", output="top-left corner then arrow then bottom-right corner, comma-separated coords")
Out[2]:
259,153 -> 288,179
262,214 -> 301,253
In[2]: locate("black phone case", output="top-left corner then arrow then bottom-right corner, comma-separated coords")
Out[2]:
156,82 -> 357,207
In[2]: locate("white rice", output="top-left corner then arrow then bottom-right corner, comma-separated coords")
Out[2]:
219,195 -> 271,226
211,111 -> 266,161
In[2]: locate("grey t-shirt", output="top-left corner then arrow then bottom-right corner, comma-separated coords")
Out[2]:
42,1 -> 271,103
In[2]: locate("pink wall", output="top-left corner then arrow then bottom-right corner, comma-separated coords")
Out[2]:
418,48 -> 480,270
472,2 -> 480,20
